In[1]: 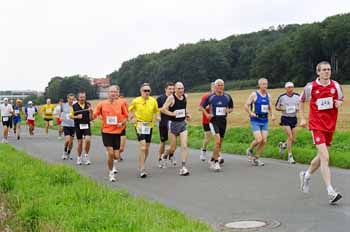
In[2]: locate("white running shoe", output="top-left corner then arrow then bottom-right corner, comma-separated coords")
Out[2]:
62,152 -> 68,160
179,166 -> 190,176
328,190 -> 342,204
84,155 -> 91,165
299,171 -> 311,193
77,156 -> 82,165
209,160 -> 215,170
200,149 -> 207,162
112,166 -> 118,174
279,142 -> 287,155
109,172 -> 116,182
213,162 -> 221,172
288,155 -> 296,164
252,157 -> 264,166
140,169 -> 147,178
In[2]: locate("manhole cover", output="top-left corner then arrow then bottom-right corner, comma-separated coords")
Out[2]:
221,219 -> 281,231
225,221 -> 266,229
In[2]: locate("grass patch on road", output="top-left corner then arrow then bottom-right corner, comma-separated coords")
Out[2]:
0,144 -> 212,232
30,115 -> 350,169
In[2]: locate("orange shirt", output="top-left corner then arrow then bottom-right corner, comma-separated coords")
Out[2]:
93,99 -> 128,134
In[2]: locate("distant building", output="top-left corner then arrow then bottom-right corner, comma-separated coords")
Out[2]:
91,77 -> 111,99
0,90 -> 43,103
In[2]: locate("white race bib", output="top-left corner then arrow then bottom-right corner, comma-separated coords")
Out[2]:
286,106 -> 296,114
174,109 -> 186,118
137,122 -> 151,135
79,124 -> 89,130
216,107 -> 226,116
46,109 -> 52,114
317,97 -> 333,110
15,110 -> 20,115
106,116 -> 118,125
2,117 -> 9,122
261,105 -> 269,113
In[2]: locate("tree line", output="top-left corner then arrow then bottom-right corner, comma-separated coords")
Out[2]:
108,13 -> 350,96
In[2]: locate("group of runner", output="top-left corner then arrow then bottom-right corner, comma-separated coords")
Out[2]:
0,61 -> 343,204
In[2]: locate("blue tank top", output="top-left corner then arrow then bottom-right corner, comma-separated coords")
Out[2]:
250,91 -> 269,123
13,106 -> 21,120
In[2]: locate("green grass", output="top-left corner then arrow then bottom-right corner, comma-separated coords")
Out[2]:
32,115 -> 350,169
0,144 -> 212,232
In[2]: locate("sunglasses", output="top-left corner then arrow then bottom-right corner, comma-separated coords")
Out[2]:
143,89 -> 151,92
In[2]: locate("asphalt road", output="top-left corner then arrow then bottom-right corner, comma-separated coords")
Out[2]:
3,127 -> 350,232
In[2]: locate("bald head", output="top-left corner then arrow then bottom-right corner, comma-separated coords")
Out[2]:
174,82 -> 185,96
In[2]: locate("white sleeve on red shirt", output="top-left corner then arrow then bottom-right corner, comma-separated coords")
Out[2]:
333,81 -> 344,101
300,82 -> 313,102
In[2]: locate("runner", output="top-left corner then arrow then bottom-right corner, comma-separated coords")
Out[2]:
8,99 -> 14,136
54,99 -> 64,139
0,98 -> 13,143
93,85 -> 128,182
275,82 -> 300,164
156,82 -> 175,168
245,78 -> 276,166
161,82 -> 191,176
61,94 -> 76,160
128,83 -> 160,178
118,94 -> 129,162
41,98 -> 55,137
299,61 -> 343,204
199,82 -> 215,162
201,79 -> 233,171
71,90 -> 93,165
13,99 -> 22,140
24,101 -> 38,136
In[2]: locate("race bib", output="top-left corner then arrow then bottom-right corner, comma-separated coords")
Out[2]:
46,109 -> 52,114
137,122 -> 151,135
15,110 -> 20,115
2,117 -> 9,122
174,109 -> 186,118
286,106 -> 296,114
79,124 -> 89,130
317,97 -> 333,110
261,105 -> 269,113
216,107 -> 226,116
106,116 -> 118,125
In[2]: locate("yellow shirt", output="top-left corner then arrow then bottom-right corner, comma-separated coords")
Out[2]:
128,96 -> 159,128
41,104 -> 55,119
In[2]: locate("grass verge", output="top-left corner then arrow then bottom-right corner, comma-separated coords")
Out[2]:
0,144 -> 212,232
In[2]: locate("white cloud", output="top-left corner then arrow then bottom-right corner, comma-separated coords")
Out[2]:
1,0 -> 349,91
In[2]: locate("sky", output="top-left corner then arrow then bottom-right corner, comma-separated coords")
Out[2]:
1,0 -> 350,91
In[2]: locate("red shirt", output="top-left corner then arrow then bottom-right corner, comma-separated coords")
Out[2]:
200,92 -> 211,124
300,79 -> 343,132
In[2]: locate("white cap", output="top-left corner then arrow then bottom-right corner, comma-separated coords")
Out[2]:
28,101 -> 33,104
3,97 -> 8,101
285,82 -> 294,88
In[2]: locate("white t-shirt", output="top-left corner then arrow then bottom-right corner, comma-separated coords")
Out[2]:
26,107 -> 37,120
0,104 -> 13,117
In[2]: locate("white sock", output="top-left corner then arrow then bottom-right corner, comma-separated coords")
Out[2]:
288,153 -> 292,157
85,154 -> 89,157
109,171 -> 114,175
327,185 -> 335,194
305,170 -> 311,179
